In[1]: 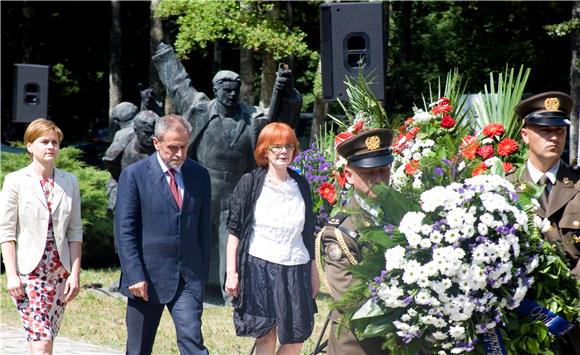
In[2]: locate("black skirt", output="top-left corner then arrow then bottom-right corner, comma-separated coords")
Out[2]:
233,254 -> 316,344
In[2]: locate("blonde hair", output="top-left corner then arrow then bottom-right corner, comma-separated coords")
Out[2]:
24,118 -> 63,145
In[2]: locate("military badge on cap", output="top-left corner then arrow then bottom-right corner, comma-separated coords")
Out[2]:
515,91 -> 574,126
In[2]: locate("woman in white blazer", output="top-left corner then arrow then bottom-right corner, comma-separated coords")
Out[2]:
0,118 -> 82,354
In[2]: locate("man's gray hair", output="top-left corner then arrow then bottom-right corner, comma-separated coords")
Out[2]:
154,114 -> 192,140
212,70 -> 241,88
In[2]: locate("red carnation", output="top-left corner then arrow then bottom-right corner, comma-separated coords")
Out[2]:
497,138 -> 518,157
319,182 -> 336,205
432,104 -> 453,115
440,115 -> 456,129
334,131 -> 354,147
350,120 -> 365,134
438,97 -> 450,106
472,162 -> 488,177
404,160 -> 420,175
460,135 -> 480,160
482,123 -> 505,138
406,126 -> 420,139
503,162 -> 514,173
477,145 -> 494,160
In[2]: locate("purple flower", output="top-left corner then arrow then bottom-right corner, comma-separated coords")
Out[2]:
434,167 -> 444,176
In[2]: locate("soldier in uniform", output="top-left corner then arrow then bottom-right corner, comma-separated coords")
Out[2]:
513,91 -> 580,279
513,91 -> 580,355
317,128 -> 394,355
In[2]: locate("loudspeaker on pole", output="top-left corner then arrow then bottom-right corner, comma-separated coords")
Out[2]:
320,2 -> 386,101
12,64 -> 49,123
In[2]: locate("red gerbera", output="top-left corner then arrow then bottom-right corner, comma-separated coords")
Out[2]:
440,115 -> 456,129
477,145 -> 494,160
460,135 -> 480,160
432,104 -> 453,115
503,162 -> 514,173
350,119 -> 365,134
404,160 -> 420,175
472,162 -> 488,177
482,123 -> 505,138
497,138 -> 518,157
319,182 -> 336,205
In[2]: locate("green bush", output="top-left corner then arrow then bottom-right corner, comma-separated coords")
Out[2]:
0,147 -> 116,267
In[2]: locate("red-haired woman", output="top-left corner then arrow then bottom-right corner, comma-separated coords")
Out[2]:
225,122 -> 319,354
0,118 -> 82,354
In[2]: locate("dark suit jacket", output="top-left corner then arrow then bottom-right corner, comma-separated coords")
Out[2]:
115,153 -> 211,304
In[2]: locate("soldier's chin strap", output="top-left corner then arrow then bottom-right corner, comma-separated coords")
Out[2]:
315,226 -> 359,299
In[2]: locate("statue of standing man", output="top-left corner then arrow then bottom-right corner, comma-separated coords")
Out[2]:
152,43 -> 302,303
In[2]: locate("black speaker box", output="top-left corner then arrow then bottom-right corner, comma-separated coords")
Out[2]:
12,64 -> 49,123
320,2 -> 385,101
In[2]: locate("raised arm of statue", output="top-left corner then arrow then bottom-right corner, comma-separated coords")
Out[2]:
152,43 -> 208,118
266,64 -> 303,129
138,83 -> 164,117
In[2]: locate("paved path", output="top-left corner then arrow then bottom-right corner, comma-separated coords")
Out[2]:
0,325 -> 123,354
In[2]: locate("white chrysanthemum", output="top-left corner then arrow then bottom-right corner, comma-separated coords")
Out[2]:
446,208 -> 465,228
385,245 -> 407,271
415,290 -> 432,305
526,255 -> 540,274
430,230 -> 444,244
413,110 -> 432,123
477,223 -> 489,236
480,213 -> 495,226
402,260 -> 422,284
444,229 -> 461,244
421,186 -> 455,212
399,212 -> 425,235
377,283 -> 407,308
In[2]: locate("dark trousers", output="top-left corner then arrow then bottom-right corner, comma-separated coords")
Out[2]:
125,277 -> 208,355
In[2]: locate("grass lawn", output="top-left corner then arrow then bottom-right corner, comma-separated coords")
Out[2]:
0,268 -> 334,354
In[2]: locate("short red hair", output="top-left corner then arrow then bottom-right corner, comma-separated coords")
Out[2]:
254,122 -> 300,167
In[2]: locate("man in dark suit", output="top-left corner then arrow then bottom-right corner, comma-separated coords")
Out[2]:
115,114 -> 211,355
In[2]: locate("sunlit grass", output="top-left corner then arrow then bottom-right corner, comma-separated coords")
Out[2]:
1,268 -> 333,354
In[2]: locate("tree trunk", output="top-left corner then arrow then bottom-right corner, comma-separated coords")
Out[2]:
240,48 -> 255,105
149,0 -> 169,115
259,52 -> 276,109
570,1 -> 580,165
239,1 -> 255,105
259,2 -> 280,109
22,2 -> 34,63
109,0 -> 122,132
400,1 -> 412,63
310,60 -> 328,144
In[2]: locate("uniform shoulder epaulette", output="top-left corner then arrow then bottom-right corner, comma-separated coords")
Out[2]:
326,212 -> 349,226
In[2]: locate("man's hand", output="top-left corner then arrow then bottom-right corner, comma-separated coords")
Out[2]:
128,281 -> 149,301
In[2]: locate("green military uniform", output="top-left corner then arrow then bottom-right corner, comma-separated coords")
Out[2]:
513,91 -> 580,355
513,162 -> 580,279
318,198 -> 385,355
316,128 -> 394,355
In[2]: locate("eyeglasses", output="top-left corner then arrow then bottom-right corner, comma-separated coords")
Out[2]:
268,144 -> 295,154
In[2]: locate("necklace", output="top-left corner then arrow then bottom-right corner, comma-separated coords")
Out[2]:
266,172 -> 290,185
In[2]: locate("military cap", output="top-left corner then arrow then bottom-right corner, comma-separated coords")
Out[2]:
336,128 -> 394,168
515,91 -> 574,126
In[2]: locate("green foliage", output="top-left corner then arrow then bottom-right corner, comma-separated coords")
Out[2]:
545,18 -> 580,37
51,63 -> 80,96
155,0 -> 314,61
1,147 -> 115,267
470,66 -> 530,140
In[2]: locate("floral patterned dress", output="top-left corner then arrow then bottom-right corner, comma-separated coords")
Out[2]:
13,178 -> 70,342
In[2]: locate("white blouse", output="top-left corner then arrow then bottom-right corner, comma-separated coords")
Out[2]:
247,176 -> 309,265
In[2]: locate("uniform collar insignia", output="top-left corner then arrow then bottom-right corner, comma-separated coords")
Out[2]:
562,177 -> 571,185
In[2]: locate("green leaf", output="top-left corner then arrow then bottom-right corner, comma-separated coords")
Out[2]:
362,318 -> 395,338
352,299 -> 388,320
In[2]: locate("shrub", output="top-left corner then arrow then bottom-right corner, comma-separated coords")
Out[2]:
0,147 -> 116,267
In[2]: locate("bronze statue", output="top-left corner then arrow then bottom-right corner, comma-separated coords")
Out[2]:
152,42 -> 302,302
